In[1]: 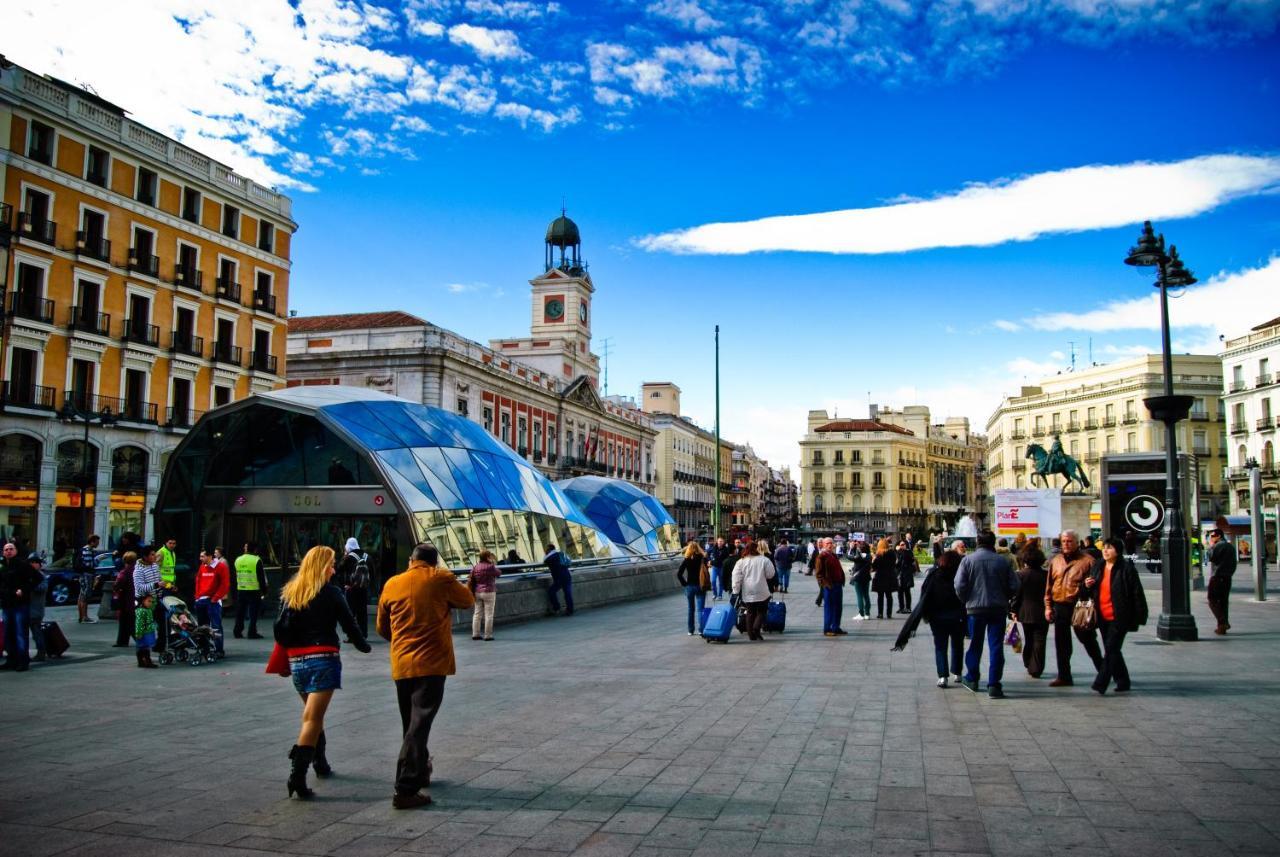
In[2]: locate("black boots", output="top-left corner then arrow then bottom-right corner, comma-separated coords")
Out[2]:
313,731 -> 333,778
287,745 -> 316,799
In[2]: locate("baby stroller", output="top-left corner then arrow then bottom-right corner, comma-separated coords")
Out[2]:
158,595 -> 221,666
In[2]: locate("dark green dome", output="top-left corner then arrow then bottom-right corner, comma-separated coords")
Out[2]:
545,214 -> 581,247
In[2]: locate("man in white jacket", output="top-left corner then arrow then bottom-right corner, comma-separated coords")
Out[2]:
731,541 -> 776,641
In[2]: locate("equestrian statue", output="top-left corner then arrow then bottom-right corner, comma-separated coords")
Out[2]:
1026,435 -> 1091,494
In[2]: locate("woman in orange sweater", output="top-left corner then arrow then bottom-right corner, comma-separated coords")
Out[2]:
1082,537 -> 1148,695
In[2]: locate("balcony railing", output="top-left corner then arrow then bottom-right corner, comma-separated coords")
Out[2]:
212,342 -> 243,366
7,291 -> 55,324
1258,417 -> 1275,432
215,277 -> 241,303
175,264 -> 204,292
1032,428 -> 1046,438
252,291 -> 277,314
82,394 -> 158,424
128,249 -> 159,277
249,351 -> 278,374
1010,431 -> 1026,440
1084,419 -> 1099,429
17,212 -> 56,245
0,202 -> 10,239
170,331 -> 204,358
1122,414 -> 1139,425
75,231 -> 111,262
121,318 -> 160,347
1259,374 -> 1274,388
68,306 -> 111,337
1229,380 -> 1248,393
1102,417 -> 1117,428
1230,423 -> 1249,436
1189,410 -> 1210,421
1066,421 -> 1081,432
165,407 -> 203,429
0,382 -> 57,411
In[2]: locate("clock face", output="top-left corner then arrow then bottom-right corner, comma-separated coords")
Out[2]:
579,302 -> 588,323
545,298 -> 564,320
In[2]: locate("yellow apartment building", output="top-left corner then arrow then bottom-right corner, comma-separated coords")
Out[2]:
0,59 -> 295,559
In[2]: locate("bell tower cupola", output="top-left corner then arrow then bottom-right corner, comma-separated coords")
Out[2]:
545,208 -> 584,274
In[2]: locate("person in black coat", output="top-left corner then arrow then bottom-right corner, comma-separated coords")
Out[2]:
1009,543 -> 1050,678
1081,537 -> 1148,695
849,541 -> 872,619
1,543 -> 45,671
893,550 -> 967,687
870,539 -> 898,618
895,542 -> 918,614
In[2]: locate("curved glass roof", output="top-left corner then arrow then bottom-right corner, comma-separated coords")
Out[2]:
557,475 -> 680,555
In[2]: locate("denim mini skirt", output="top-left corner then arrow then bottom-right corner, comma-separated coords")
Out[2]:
290,653 -> 342,694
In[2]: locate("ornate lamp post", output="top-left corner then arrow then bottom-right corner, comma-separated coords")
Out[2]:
58,398 -> 116,549
1125,221 -> 1198,640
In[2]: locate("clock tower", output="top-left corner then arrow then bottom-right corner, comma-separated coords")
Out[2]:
491,210 -> 600,384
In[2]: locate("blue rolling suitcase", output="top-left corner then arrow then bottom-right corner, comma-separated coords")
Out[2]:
764,600 -> 786,633
702,604 -> 735,643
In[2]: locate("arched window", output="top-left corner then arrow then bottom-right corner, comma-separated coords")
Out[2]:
835,494 -> 844,511
112,445 -> 149,491
852,493 -> 862,512
57,440 -> 98,487
0,434 -> 41,486
1238,444 -> 1248,463
814,495 -> 824,511
1265,441 -> 1275,470
872,493 -> 883,511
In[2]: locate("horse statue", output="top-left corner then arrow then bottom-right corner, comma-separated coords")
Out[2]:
1025,441 -> 1091,493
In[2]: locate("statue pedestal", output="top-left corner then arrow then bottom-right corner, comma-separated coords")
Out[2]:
1060,495 -> 1092,537
995,489 -> 1089,541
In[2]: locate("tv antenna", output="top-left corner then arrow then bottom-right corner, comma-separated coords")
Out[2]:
599,336 -> 614,396
1068,341 -> 1076,372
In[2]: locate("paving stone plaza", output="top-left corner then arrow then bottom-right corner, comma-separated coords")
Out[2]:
2,566 -> 1278,857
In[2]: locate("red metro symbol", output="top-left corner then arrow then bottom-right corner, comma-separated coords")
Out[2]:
373,495 -> 385,507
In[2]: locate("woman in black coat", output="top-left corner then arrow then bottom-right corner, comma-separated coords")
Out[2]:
1082,537 -> 1148,695
893,549 -> 967,687
870,539 -> 898,619
1009,544 -> 1049,678
895,543 -> 918,614
849,541 -> 873,619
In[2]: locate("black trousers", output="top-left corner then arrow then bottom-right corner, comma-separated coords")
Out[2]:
395,675 -> 446,795
1021,622 -> 1049,677
116,607 -> 135,646
877,591 -> 894,617
1094,618 -> 1130,692
1051,602 -> 1102,682
897,588 -> 913,612
1207,575 -> 1231,628
345,587 -> 369,636
744,599 -> 768,640
153,599 -> 167,652
234,592 -> 262,635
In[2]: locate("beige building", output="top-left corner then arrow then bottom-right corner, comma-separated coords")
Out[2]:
1222,316 -> 1280,511
642,382 -> 716,541
799,404 -> 982,536
985,354 -> 1228,520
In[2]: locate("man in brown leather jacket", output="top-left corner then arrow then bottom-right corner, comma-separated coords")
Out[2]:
1043,530 -> 1103,687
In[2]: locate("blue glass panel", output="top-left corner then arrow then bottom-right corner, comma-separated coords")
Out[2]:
375,448 -> 439,511
492,455 -> 532,509
516,465 -> 555,516
441,447 -> 488,508
325,402 -> 403,450
470,452 -> 519,509
365,402 -> 435,448
411,448 -> 466,509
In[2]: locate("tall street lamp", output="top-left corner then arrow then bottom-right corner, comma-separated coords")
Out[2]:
59,397 -> 116,549
1125,220 -> 1198,640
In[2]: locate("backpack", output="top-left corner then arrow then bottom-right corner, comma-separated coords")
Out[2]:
350,552 -> 370,589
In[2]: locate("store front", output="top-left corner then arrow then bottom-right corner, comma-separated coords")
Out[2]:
0,434 -> 41,551
155,387 -> 675,592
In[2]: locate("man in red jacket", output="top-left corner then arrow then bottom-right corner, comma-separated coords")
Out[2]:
193,549 -> 230,655
814,537 -> 848,637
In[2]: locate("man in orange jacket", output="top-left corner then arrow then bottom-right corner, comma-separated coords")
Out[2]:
377,543 -> 474,809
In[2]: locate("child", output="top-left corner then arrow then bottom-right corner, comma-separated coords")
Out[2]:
135,592 -> 159,668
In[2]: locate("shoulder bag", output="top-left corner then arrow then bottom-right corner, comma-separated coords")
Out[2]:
1071,598 -> 1097,632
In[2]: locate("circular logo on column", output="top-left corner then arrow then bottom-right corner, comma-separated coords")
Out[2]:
1123,494 -> 1164,532
373,495 -> 385,507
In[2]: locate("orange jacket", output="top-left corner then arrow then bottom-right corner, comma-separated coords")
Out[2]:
376,561 -> 475,680
1045,552 -> 1094,607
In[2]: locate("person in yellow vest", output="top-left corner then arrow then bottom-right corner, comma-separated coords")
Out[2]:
157,538 -> 178,590
233,541 -> 269,639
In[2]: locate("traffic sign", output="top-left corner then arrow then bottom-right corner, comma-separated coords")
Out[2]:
1124,494 -> 1165,533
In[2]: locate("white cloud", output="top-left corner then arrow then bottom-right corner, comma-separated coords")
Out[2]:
1027,255 -> 1280,341
637,153 -> 1280,255
463,0 -> 561,19
647,0 -> 722,32
413,19 -> 446,37
448,23 -> 530,60
494,102 -> 582,131
587,36 -> 763,100
391,115 -> 437,133
993,319 -> 1021,332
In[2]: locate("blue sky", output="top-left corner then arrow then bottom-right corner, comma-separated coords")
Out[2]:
11,1 -> 1280,471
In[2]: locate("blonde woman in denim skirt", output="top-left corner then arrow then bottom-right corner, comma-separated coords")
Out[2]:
275,545 -> 371,799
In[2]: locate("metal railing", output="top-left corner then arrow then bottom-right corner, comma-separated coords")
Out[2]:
212,342 -> 243,366
128,249 -> 159,277
7,291 -> 55,323
175,264 -> 204,292
249,350 -> 278,374
1257,417 -> 1275,432
1259,374 -> 1274,387
1229,380 -> 1248,393
75,231 -> 111,262
1,382 -> 57,410
215,277 -> 241,302
121,318 -> 160,347
166,406 -> 203,429
68,306 -> 111,336
252,291 -> 277,314
171,331 -> 204,358
17,212 -> 56,244
1230,423 -> 1249,436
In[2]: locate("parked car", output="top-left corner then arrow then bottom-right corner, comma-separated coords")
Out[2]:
43,553 -> 119,606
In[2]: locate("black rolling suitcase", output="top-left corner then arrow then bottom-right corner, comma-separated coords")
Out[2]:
42,622 -> 70,658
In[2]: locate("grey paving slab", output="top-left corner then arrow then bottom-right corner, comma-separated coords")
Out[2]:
3,570 -> 1280,856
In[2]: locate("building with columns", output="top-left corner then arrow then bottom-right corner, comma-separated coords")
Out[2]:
1222,316 -> 1280,512
286,213 -> 656,493
0,59 -> 294,557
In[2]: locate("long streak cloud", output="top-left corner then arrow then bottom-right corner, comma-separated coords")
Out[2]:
636,154 -> 1280,255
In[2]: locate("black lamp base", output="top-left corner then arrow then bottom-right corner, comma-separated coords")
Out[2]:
1156,612 -> 1199,641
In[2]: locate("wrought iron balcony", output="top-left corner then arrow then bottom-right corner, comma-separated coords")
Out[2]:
1066,421 -> 1081,432
252,291 -> 277,314
1229,380 -> 1248,393
212,341 -> 243,367
166,407 -> 203,429
1102,417 -> 1117,428
68,306 -> 111,337
7,291 -> 55,324
17,212 -> 56,245
215,277 -> 241,302
249,350 -> 278,374
170,331 -> 204,358
1010,431 -> 1027,440
121,317 -> 159,347
1122,414 -> 1139,425
128,249 -> 159,277
1084,419 -> 1099,429
1258,374 -> 1274,388
0,381 -> 57,411
75,231 -> 111,263
1257,417 -> 1275,432
1230,423 -> 1249,436
175,264 -> 204,293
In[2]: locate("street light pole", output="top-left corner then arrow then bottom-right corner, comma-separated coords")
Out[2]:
1125,220 -> 1198,641
713,324 -> 721,539
59,398 -> 116,550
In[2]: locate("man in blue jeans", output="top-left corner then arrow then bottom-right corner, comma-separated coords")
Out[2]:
772,540 -> 793,594
814,538 -> 847,637
543,544 -> 574,616
954,530 -> 1019,698
707,537 -> 728,600
1,542 -> 45,672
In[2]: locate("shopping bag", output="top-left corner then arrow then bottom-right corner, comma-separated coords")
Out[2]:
1071,599 -> 1098,632
1004,620 -> 1023,654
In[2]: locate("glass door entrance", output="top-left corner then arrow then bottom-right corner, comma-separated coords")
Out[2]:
228,514 -> 398,595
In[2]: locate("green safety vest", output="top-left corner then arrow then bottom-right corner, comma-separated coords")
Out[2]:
158,546 -> 177,584
235,554 -> 261,591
